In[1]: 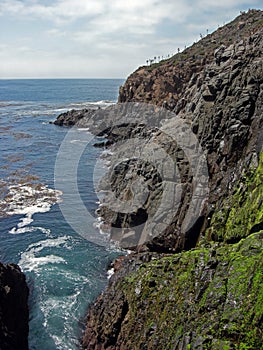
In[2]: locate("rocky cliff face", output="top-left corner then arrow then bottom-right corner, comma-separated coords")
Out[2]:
66,10 -> 263,253
118,10 -> 263,111
80,9 -> 263,350
0,263 -> 29,350
82,154 -> 263,349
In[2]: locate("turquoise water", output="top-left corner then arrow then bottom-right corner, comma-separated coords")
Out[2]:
0,79 -> 123,349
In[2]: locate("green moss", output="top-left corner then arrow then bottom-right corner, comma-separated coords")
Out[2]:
120,233 -> 263,349
207,152 -> 263,243
120,152 -> 263,348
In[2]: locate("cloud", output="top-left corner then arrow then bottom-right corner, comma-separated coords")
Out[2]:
0,0 -> 261,78
0,0 -> 104,24
0,0 -> 190,27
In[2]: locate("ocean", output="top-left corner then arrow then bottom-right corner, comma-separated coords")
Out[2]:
0,79 -> 124,349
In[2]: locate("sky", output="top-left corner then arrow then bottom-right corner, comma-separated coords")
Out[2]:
0,0 -> 262,79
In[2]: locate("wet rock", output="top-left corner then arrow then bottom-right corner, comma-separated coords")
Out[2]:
53,108 -> 97,126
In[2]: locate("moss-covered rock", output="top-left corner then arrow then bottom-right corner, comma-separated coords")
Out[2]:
83,233 -> 263,349
83,155 -> 263,349
82,10 -> 263,349
207,152 -> 263,243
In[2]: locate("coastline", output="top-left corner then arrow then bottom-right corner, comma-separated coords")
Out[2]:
79,10 -> 263,349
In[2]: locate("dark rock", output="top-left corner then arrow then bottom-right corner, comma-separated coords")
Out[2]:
0,263 -> 29,350
53,108 -> 97,126
83,233 -> 263,349
83,13 -> 263,253
82,9 -> 263,350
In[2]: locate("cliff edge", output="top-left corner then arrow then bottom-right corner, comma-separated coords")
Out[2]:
81,9 -> 263,350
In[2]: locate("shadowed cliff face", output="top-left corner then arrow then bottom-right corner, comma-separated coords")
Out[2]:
81,10 -> 263,350
0,263 -> 29,350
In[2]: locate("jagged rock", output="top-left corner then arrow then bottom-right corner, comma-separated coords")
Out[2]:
82,232 -> 263,350
53,10 -> 263,253
0,263 -> 29,350
82,10 -> 263,350
53,108 -> 97,126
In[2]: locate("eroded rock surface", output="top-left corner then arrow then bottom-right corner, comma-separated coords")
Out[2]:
81,10 -> 263,350
53,10 -> 263,350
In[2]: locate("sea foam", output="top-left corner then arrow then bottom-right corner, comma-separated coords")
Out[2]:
0,182 -> 62,233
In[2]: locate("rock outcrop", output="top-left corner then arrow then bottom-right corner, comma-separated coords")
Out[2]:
53,9 -> 263,350
53,108 -> 97,127
0,263 -> 29,350
118,10 -> 263,111
80,10 -> 263,350
82,154 -> 263,350
63,10 -> 262,253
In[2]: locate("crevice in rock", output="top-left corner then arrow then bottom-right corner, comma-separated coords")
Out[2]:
249,221 -> 263,234
105,300 -> 129,348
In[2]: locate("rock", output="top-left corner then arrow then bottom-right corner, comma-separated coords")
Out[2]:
81,13 -> 262,253
53,108 -> 97,126
82,10 -> 263,350
83,232 -> 263,349
214,45 -> 226,65
0,263 -> 29,350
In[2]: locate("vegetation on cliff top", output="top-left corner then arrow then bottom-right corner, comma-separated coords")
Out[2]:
82,10 -> 263,349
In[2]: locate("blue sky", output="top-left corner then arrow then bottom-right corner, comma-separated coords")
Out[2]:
0,0 -> 262,78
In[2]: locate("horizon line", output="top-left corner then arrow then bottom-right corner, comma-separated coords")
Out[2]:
0,77 -> 125,80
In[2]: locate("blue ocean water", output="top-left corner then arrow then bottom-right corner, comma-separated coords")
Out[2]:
0,79 -> 124,349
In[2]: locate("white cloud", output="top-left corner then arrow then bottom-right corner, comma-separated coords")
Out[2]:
0,0 -> 261,78
0,0 -> 104,22
0,0 -> 190,27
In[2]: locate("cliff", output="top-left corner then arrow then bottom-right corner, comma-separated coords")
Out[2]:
80,10 -> 263,350
54,9 -> 263,350
0,263 -> 29,350
118,9 -> 263,111
82,155 -> 263,349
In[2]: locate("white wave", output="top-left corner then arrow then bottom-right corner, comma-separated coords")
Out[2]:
69,100 -> 115,108
2,183 -> 62,233
76,127 -> 90,131
19,236 -> 70,272
21,255 -> 66,271
9,225 -> 51,235
101,149 -> 114,157
69,139 -> 89,144
93,100 -> 115,105
93,216 -> 110,237
41,290 -> 83,350
107,267 -> 114,279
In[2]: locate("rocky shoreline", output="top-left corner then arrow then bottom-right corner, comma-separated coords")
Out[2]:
1,9 -> 262,350
53,9 -> 263,349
